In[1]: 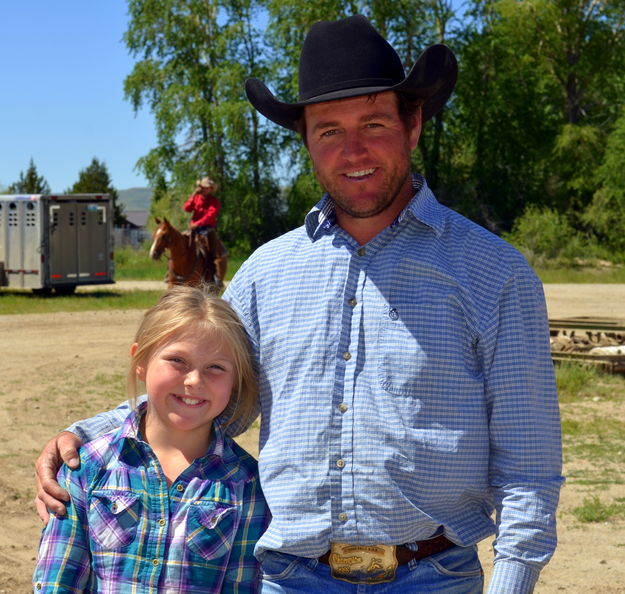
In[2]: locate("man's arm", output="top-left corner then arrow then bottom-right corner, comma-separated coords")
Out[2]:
183,194 -> 196,212
483,271 -> 564,593
34,398 -> 139,522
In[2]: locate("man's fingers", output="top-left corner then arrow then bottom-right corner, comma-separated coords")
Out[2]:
33,431 -> 82,522
34,472 -> 68,522
34,495 -> 50,525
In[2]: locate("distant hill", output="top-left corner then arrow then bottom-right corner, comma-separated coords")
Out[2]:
118,187 -> 152,211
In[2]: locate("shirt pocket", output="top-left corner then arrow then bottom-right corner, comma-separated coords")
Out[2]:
88,490 -> 142,550
377,318 -> 427,396
186,502 -> 239,561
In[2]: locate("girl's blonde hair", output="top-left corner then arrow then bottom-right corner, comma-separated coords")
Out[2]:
128,284 -> 257,428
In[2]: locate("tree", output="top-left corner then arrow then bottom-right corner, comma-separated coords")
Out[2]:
443,0 -> 625,231
68,158 -> 125,226
583,106 -> 625,253
123,0 -> 282,252
9,158 -> 51,194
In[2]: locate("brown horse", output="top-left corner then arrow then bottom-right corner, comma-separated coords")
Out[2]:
149,217 -> 227,289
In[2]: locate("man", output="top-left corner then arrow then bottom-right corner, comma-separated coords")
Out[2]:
183,176 -> 227,287
35,15 -> 563,593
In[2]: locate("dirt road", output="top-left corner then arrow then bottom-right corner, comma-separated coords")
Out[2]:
1,283 -> 624,592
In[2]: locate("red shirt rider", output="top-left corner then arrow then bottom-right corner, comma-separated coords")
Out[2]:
184,177 -> 221,230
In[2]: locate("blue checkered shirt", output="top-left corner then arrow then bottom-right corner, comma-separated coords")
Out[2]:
68,176 -> 563,592
37,402 -> 269,593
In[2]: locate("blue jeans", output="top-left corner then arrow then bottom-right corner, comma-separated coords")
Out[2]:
260,545 -> 484,593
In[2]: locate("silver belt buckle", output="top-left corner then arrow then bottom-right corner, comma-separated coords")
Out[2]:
328,542 -> 398,584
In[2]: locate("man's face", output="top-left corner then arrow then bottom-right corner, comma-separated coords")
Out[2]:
304,91 -> 421,234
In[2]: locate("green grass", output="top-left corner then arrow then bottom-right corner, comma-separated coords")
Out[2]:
114,244 -> 166,280
555,362 -> 625,403
562,415 -> 625,460
572,496 -> 625,523
0,289 -> 164,315
114,244 -> 247,281
537,264 -> 625,283
557,363 -> 625,523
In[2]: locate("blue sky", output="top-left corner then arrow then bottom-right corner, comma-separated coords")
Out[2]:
0,1 -> 156,192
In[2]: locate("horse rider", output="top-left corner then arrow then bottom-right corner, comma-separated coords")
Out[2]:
183,176 -> 226,287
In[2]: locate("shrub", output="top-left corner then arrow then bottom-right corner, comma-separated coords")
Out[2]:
502,205 -> 587,267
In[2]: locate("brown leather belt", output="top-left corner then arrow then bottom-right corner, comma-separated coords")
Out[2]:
318,533 -> 455,566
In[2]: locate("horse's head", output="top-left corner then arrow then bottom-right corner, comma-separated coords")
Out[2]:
149,217 -> 172,260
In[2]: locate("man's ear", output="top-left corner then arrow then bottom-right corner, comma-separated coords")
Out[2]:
408,107 -> 422,150
130,343 -> 146,382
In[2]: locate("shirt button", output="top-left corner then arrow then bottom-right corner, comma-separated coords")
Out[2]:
158,518 -> 166,526
338,403 -> 348,413
357,247 -> 366,256
343,352 -> 351,361
35,584 -> 42,591
336,459 -> 345,469
111,503 -> 118,512
176,484 -> 184,492
338,512 -> 348,522
348,298 -> 357,307
153,559 -> 159,566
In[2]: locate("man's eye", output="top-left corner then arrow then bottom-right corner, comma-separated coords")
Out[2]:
321,129 -> 339,138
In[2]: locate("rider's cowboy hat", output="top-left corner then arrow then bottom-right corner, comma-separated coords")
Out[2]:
245,15 -> 457,131
196,177 -> 219,192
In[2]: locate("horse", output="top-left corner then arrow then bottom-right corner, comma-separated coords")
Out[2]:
149,217 -> 227,290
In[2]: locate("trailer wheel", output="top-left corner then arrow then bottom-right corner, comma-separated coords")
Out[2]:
32,287 -> 53,296
55,285 -> 77,296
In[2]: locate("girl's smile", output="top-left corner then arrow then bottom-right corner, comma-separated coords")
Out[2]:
134,331 -> 236,448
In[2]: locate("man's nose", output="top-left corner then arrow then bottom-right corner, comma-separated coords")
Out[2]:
341,131 -> 367,158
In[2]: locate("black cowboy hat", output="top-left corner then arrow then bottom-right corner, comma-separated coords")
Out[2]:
245,15 -> 458,131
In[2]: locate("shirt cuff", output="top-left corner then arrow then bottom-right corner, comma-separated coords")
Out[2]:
487,559 -> 540,593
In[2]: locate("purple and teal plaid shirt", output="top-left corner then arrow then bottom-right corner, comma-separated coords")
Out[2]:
33,402 -> 269,593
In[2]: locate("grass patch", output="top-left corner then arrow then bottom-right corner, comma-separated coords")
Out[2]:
114,244 -> 165,280
0,289 -> 164,315
562,414 -> 625,444
114,244 -> 247,281
556,362 -> 625,403
573,495 -> 625,523
538,265 -> 625,283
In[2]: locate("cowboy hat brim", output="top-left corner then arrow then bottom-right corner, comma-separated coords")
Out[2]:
245,44 -> 457,131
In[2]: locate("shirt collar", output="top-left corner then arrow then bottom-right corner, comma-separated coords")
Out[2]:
116,401 -> 227,462
304,173 -> 445,241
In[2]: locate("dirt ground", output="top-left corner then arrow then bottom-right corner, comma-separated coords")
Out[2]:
0,282 -> 624,592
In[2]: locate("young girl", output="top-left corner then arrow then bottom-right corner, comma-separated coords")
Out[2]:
33,285 -> 269,593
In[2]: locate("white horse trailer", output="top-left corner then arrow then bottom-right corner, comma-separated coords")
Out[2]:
0,194 -> 114,294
